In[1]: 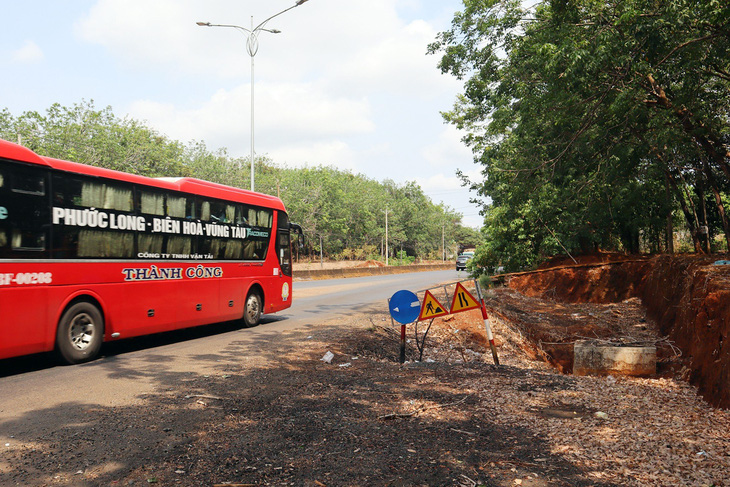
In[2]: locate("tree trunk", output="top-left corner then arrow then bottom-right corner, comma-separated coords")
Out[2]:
697,181 -> 710,254
665,171 -> 674,254
702,158 -> 730,251
646,75 -> 730,182
665,169 -> 701,252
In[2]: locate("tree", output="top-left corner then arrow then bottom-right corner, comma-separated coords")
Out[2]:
1,100 -> 188,177
1,101 -> 475,262
430,0 -> 730,270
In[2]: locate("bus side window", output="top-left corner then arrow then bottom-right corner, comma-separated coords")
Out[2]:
0,161 -> 49,258
186,198 -> 201,220
235,204 -> 248,226
139,190 -> 165,215
12,170 -> 45,196
51,173 -> 134,258
0,167 -> 7,251
55,177 -> 133,211
167,195 -> 186,218
200,200 -> 226,258
209,201 -> 228,223
80,181 -> 132,210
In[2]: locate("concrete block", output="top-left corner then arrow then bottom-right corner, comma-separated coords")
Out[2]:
573,339 -> 656,377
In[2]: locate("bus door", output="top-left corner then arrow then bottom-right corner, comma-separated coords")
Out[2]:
276,211 -> 293,278
274,212 -> 303,308
0,160 -> 51,355
275,212 -> 303,277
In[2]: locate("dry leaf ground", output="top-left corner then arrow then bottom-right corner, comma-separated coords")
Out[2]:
2,262 -> 728,486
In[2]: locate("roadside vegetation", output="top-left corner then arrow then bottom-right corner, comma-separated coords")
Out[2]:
0,101 -> 479,262
430,0 -> 730,274
4,1 -> 728,276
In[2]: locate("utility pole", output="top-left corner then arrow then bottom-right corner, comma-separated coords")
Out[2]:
196,0 -> 310,192
442,222 -> 445,261
384,208 -> 389,266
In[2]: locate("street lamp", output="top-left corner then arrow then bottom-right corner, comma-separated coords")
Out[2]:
197,0 -> 310,192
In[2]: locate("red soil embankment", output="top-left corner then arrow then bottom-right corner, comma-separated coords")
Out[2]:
508,254 -> 730,409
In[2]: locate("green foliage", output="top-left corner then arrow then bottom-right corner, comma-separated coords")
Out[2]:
431,0 -> 730,272
0,100 -> 475,262
254,167 -> 469,261
335,244 -> 379,261
2,100 -> 188,177
393,250 -> 415,266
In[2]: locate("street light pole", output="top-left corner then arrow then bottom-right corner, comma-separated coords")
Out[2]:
197,0 -> 310,192
384,208 -> 389,266
248,15 -> 256,193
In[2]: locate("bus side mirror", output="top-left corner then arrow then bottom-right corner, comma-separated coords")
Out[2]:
289,222 -> 305,249
289,222 -> 304,243
289,222 -> 303,234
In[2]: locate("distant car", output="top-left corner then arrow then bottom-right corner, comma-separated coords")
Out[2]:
455,251 -> 474,271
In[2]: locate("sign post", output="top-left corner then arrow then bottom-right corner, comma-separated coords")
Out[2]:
389,281 -> 500,366
474,280 -> 500,365
388,290 -> 421,364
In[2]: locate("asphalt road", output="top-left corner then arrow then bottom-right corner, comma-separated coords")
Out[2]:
0,269 -> 464,430
284,269 -> 460,320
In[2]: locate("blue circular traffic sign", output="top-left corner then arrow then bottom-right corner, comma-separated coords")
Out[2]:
388,290 -> 421,324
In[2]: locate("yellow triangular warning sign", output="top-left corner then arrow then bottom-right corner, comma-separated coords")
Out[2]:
450,282 -> 481,314
418,290 -> 448,321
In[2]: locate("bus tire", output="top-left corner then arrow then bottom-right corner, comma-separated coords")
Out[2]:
56,301 -> 104,364
243,291 -> 262,328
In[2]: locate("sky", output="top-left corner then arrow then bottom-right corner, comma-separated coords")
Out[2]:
1,0 -> 486,228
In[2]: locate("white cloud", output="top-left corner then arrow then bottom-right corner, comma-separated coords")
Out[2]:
326,19 -> 450,96
416,165 -> 487,228
256,82 -> 374,138
461,214 -> 484,229
70,0 -> 477,223
73,0 -> 461,94
421,125 -> 473,169
127,80 -> 374,155
74,0 -> 207,73
269,141 -> 358,171
416,173 -> 464,193
11,40 -> 44,64
459,166 -> 485,185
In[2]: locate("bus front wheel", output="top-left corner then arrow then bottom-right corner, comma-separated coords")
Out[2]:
243,291 -> 262,328
56,302 -> 104,364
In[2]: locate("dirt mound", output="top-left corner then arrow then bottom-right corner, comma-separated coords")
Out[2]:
509,260 -> 652,303
505,254 -> 730,408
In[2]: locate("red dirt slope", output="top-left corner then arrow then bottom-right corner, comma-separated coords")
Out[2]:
508,253 -> 730,409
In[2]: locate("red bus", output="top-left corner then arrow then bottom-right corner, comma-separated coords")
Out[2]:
0,139 -> 301,364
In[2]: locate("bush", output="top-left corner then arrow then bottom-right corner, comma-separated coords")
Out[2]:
392,250 -> 415,266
